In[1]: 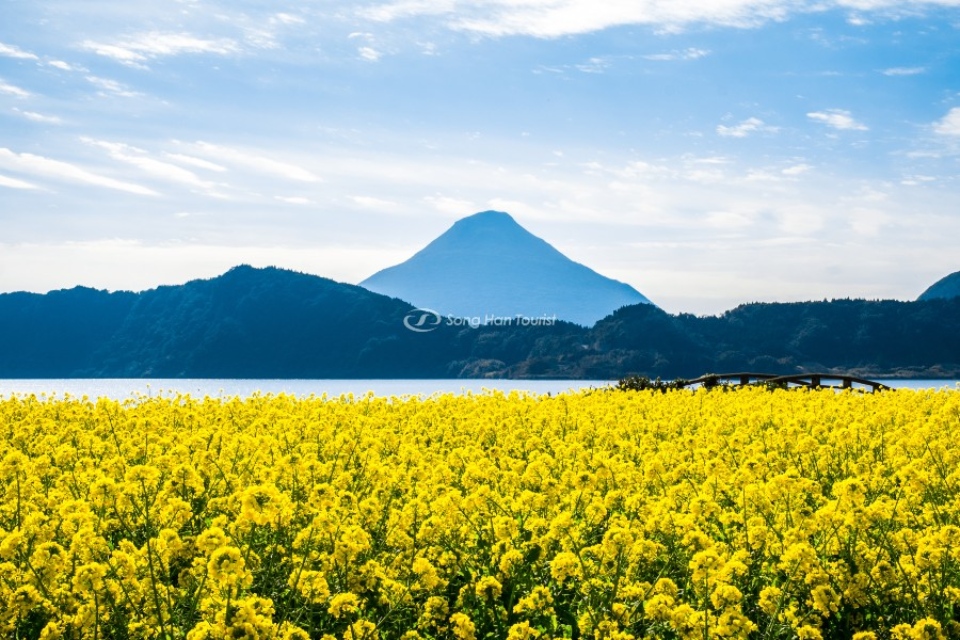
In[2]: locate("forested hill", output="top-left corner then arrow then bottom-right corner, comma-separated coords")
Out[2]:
1,265 -> 958,378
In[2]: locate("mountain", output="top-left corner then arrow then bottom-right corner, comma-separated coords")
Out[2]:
0,286 -> 136,377
0,267 -> 458,378
1,265 -> 958,379
918,270 -> 960,301
359,210 -> 653,327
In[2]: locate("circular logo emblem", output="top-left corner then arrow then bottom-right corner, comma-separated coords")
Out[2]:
403,308 -> 443,333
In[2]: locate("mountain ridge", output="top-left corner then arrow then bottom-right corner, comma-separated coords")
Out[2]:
1,264 -> 958,379
918,270 -> 960,302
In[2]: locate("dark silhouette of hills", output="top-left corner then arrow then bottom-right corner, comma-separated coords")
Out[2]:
1,265 -> 958,379
919,271 -> 960,301
360,210 -> 652,326
0,286 -> 136,377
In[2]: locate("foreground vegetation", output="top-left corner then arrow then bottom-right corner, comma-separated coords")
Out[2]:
1,387 -> 959,639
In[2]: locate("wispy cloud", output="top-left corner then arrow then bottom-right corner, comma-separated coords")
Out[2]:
933,108 -> 960,136
275,196 -> 312,205
13,109 -> 63,125
85,76 -> 142,98
360,0 -> 960,37
782,163 -> 813,176
358,46 -> 383,61
0,174 -> 39,190
643,48 -> 710,61
575,57 -> 611,73
361,0 -> 960,38
47,60 -> 80,71
0,42 -> 38,60
82,32 -> 240,67
84,139 -> 220,192
807,108 -> 868,131
164,153 -> 228,173
0,148 -> 158,195
191,142 -> 321,182
882,66 -> 925,76
716,117 -> 778,138
0,79 -> 31,98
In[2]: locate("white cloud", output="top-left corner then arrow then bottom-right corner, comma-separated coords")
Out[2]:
575,57 -> 611,73
190,142 -> 321,182
807,108 -> 868,131
0,148 -> 158,195
933,107 -> 960,136
359,46 -> 383,61
85,76 -> 142,98
0,80 -> 30,98
716,117 -> 779,137
451,3 -> 785,36
164,153 -> 228,172
13,109 -> 63,125
84,139 -> 220,192
0,174 -> 39,190
271,13 -> 306,26
361,0 -> 960,37
0,42 -> 38,60
644,48 -> 710,61
361,0 -> 459,22
782,163 -> 813,176
882,66 -> 925,76
82,32 -> 240,66
275,196 -> 312,204
423,194 -> 477,216
47,60 -> 78,71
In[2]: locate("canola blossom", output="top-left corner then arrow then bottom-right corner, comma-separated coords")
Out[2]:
1,387 -> 959,639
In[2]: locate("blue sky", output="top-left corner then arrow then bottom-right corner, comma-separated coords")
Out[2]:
1,0 -> 959,314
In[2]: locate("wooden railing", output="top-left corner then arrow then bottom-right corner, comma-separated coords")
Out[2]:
683,372 -> 890,392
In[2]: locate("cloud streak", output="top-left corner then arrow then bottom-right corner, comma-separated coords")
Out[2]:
13,109 -> 63,125
190,142 -> 321,183
0,42 -> 38,60
0,174 -> 39,190
807,109 -> 868,131
643,48 -> 710,61
82,32 -> 240,66
933,108 -> 960,136
85,139 -> 221,192
0,148 -> 158,196
0,79 -> 30,98
361,0 -> 960,37
717,117 -> 779,138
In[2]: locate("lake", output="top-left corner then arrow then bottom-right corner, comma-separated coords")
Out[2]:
0,378 -> 956,400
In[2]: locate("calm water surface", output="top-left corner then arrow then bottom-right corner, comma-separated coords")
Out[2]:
0,378 -> 956,400
0,379 -> 614,400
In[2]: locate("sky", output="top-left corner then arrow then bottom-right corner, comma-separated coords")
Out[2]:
1,0 -> 959,315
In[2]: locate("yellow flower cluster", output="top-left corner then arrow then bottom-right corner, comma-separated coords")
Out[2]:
1,386 -> 959,639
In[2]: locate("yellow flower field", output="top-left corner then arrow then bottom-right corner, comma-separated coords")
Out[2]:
1,387 -> 959,640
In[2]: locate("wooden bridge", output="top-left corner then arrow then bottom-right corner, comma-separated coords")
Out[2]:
683,372 -> 891,392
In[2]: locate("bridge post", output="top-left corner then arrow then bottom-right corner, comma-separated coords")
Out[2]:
842,377 -> 851,389
810,375 -> 821,388
740,374 -> 750,385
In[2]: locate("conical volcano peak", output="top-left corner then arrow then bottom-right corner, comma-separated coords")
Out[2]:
360,210 -> 653,327
419,210 -> 550,257
460,209 -> 514,222
452,210 -> 520,229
